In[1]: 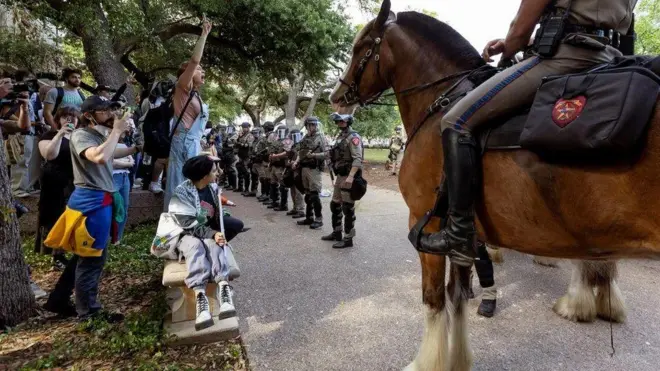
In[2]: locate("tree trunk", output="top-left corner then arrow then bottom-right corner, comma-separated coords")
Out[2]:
0,138 -> 35,329
284,74 -> 304,129
79,5 -> 134,105
302,80 -> 336,122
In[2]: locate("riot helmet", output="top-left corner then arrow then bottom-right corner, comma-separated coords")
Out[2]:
263,121 -> 275,133
275,125 -> 288,140
330,112 -> 354,125
289,128 -> 303,144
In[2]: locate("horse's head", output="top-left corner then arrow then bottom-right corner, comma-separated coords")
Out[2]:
330,0 -> 397,113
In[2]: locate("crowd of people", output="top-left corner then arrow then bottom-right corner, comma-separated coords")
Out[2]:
0,16 -> 372,330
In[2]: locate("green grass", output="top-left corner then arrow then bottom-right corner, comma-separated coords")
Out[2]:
364,148 -> 390,164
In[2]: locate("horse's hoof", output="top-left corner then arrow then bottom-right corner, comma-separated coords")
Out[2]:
553,292 -> 597,322
477,299 -> 496,318
533,256 -> 559,267
402,362 -> 417,371
595,284 -> 627,323
486,245 -> 504,264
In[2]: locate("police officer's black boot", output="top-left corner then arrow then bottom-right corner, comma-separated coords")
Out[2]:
333,202 -> 355,248
234,171 -> 244,193
266,183 -> 279,208
258,179 -> 270,202
242,172 -> 251,196
309,192 -> 323,230
417,130 -> 479,267
322,201 -> 343,241
297,194 -> 314,225
274,186 -> 289,211
247,172 -> 258,197
226,173 -> 236,191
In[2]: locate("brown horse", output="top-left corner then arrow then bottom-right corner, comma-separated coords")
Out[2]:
330,1 -> 659,370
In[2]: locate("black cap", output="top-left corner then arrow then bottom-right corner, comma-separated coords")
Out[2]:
241,122 -> 250,128
182,155 -> 221,182
95,84 -> 112,93
80,95 -> 122,113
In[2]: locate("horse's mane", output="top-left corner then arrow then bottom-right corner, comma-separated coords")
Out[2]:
396,11 -> 485,69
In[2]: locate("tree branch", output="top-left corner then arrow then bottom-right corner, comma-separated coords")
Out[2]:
156,24 -> 255,59
119,54 -> 151,89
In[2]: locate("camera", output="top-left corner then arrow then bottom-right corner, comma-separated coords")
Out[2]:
5,79 -> 38,101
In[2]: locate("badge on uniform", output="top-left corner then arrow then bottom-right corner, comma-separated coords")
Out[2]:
351,137 -> 360,146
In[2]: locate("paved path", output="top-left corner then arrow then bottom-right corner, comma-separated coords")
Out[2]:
228,177 -> 660,371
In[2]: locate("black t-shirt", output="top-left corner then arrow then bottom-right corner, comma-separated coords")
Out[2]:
198,186 -> 220,231
39,131 -> 73,181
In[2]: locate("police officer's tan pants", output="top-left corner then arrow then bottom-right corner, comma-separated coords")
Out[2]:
291,186 -> 304,212
332,175 -> 354,204
301,167 -> 322,193
441,44 -> 620,133
392,151 -> 403,173
270,166 -> 285,183
254,162 -> 266,179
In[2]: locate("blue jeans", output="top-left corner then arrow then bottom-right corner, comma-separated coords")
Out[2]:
75,248 -> 108,317
112,172 -> 130,241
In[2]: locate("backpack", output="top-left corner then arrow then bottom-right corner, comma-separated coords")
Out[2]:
142,87 -> 198,158
52,87 -> 86,114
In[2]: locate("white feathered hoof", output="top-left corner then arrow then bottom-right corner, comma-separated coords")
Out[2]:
553,290 -> 597,322
402,362 -> 418,371
532,256 -> 559,268
486,245 -> 503,264
595,282 -> 627,323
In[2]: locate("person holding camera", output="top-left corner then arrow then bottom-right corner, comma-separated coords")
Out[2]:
34,106 -> 80,270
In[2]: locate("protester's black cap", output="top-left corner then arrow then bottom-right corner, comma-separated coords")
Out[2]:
182,155 -> 221,182
241,122 -> 250,128
80,95 -> 122,113
95,84 -> 112,93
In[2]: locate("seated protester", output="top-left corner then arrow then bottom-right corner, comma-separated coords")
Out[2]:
168,155 -> 239,330
35,106 -> 79,270
43,96 -> 138,322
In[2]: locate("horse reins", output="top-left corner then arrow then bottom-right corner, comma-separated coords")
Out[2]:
337,23 -> 479,151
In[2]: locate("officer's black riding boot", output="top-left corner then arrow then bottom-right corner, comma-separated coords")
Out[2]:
322,201 -> 344,242
267,183 -> 279,208
275,186 -> 289,211
333,202 -> 355,248
309,192 -> 323,229
297,194 -> 314,225
258,179 -> 270,201
418,129 -> 479,267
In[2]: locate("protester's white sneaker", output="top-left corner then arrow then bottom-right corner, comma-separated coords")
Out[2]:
217,281 -> 236,320
195,291 -> 214,330
149,181 -> 163,194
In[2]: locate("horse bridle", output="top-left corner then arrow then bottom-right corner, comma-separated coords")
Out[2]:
338,29 -> 387,107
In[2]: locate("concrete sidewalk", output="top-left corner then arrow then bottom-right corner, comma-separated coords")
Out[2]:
227,177 -> 660,371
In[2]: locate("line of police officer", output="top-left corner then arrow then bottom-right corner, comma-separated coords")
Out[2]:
219,113 -> 366,248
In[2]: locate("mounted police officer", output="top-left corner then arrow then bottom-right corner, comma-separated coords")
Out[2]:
414,0 -> 636,267
388,125 -> 404,176
286,128 -> 306,218
245,126 -> 262,197
221,124 -> 238,190
322,113 -> 364,248
266,125 -> 290,210
296,116 -> 327,229
236,122 -> 255,194
256,122 -> 275,202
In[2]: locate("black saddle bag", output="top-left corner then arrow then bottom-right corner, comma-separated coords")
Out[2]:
520,66 -> 660,156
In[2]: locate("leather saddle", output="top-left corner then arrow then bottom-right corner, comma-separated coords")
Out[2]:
469,55 -> 660,152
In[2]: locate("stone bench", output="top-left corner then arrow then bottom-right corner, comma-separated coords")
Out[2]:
162,260 -> 239,346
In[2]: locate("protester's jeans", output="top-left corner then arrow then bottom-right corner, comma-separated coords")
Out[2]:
112,172 -> 130,241
75,248 -> 108,317
46,248 -> 108,318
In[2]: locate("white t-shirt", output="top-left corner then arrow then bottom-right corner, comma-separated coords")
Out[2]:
113,142 -> 131,174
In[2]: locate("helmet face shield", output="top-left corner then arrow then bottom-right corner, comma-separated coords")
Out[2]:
291,132 -> 303,144
277,127 -> 287,140
226,126 -> 235,135
330,112 -> 353,125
